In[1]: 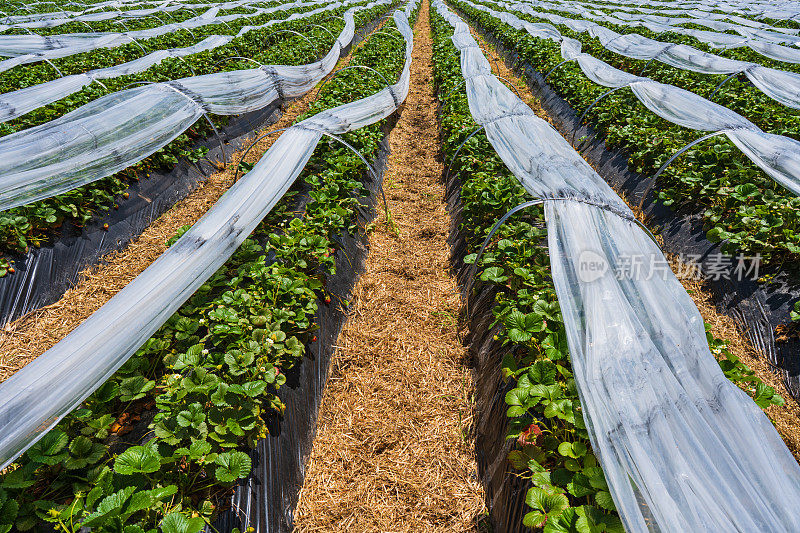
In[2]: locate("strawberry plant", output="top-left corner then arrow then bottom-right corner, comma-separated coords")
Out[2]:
451,0 -> 800,278
0,6 -> 413,530
0,1 -> 384,262
431,6 -> 785,530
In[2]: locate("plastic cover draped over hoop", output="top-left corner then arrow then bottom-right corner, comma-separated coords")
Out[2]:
0,0 -> 354,123
0,0 -> 317,72
0,0 -> 268,31
0,1 -> 415,472
489,0 -> 800,109
506,0 -> 800,63
0,0 -> 394,212
459,0 -> 800,198
435,1 -> 800,530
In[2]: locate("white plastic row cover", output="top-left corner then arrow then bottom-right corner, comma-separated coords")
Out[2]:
0,0 -> 416,472
461,0 -> 800,198
0,0 -> 352,123
0,0 -> 388,212
436,2 -> 800,531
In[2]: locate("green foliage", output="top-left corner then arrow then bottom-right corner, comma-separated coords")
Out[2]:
0,1 -> 385,261
430,6 -> 787,530
0,5 -> 412,530
458,0 -> 800,273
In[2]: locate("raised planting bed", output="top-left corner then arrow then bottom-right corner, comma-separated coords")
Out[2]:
449,0 -> 800,400
0,5 -> 415,530
431,5 -> 793,531
0,1 -> 378,262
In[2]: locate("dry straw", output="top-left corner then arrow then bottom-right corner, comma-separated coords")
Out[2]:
294,3 -> 486,529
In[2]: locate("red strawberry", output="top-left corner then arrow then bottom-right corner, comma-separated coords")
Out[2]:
517,423 -> 543,447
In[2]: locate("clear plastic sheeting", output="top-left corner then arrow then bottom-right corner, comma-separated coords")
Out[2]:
0,0 -> 391,212
0,0 -> 270,31
503,0 -> 800,64
435,2 -> 800,530
0,0 -> 316,72
0,1 -> 414,473
0,0 -> 350,123
460,0 -> 800,197
480,0 -> 800,108
522,0 -> 800,22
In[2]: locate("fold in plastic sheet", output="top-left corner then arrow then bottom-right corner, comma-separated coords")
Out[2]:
0,0 -> 393,212
0,0 -> 319,71
436,2 -> 800,530
0,0 -> 353,123
0,1 -> 413,475
460,0 -> 800,197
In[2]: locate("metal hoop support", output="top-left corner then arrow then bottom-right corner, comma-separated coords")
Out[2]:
89,76 -> 108,90
305,23 -> 336,41
300,125 -> 391,226
439,77 -> 467,106
490,55 -> 501,77
370,30 -> 402,41
380,24 -> 405,38
444,125 -> 484,182
314,65 -> 392,100
42,57 -> 64,77
147,12 -> 165,25
496,76 -> 522,99
212,55 -> 262,70
232,125 -> 391,223
173,55 -> 196,75
125,34 -> 148,54
638,131 -> 727,209
638,57 -> 654,76
544,58 -> 570,82
265,29 -> 316,52
708,71 -> 741,100
178,25 -> 195,38
572,85 -> 627,146
316,14 -> 346,26
464,199 -> 544,303
123,80 -> 227,166
464,197 -> 659,306
232,127 -> 291,184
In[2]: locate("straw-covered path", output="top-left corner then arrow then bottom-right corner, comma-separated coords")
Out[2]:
294,0 -> 487,529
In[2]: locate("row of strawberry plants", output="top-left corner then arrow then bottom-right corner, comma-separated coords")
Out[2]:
0,6 -> 410,531
452,0 -> 800,277
581,1 -> 797,29
431,6 -> 786,531
583,3 -> 800,34
0,2 -> 241,36
0,0 -> 168,16
473,0 -> 800,137
0,2 -> 301,94
0,1 -> 381,261
516,0 -> 800,75
0,3 -> 331,130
